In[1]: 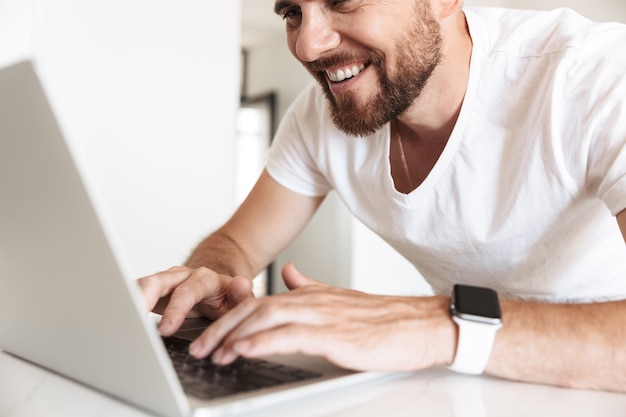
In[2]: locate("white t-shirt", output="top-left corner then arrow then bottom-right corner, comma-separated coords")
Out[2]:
266,7 -> 626,302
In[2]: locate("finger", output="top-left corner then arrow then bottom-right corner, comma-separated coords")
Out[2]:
219,324 -> 331,364
159,268 -> 229,336
189,298 -> 261,358
209,301 -> 323,364
281,262 -> 324,290
136,266 -> 196,312
191,274 -> 254,319
225,275 -> 255,308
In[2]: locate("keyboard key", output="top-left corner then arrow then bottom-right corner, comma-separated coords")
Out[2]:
162,337 -> 322,399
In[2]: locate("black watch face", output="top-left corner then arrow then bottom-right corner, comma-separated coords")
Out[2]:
452,284 -> 501,319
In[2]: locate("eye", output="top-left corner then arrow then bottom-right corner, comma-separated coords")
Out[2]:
280,7 -> 302,28
330,0 -> 352,8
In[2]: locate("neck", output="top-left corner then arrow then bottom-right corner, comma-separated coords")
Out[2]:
390,119 -> 449,193
398,10 -> 472,143
389,12 -> 472,194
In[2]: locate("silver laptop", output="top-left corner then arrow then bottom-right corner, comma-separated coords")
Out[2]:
0,60 -> 390,417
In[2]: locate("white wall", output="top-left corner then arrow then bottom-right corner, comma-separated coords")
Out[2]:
0,0 -> 241,278
246,0 -> 626,296
246,39 -> 310,121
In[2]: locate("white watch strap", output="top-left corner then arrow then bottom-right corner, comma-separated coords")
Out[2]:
449,317 -> 501,375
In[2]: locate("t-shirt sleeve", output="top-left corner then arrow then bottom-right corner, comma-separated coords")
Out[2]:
265,86 -> 333,197
576,25 -> 626,216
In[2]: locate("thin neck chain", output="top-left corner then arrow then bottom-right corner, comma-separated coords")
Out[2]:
395,120 -> 414,190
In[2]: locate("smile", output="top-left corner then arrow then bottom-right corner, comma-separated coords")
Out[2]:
326,63 -> 366,83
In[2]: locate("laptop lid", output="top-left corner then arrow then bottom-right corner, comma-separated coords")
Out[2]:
0,59 -> 388,417
0,59 -> 191,417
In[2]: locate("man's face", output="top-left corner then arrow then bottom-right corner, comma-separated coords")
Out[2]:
276,0 -> 443,136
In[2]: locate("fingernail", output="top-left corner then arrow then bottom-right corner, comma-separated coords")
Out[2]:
189,341 -> 202,357
211,347 -> 224,363
158,318 -> 171,335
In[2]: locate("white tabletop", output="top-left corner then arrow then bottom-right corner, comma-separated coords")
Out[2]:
1,350 -> 625,417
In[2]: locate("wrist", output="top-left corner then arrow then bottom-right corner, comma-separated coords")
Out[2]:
448,284 -> 502,375
400,294 -> 458,370
425,295 -> 459,368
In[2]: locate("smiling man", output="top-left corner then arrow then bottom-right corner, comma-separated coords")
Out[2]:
139,0 -> 626,391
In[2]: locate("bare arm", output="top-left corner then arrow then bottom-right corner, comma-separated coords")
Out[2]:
488,298 -> 626,391
619,208 -> 626,244
138,170 -> 324,334
185,170 -> 324,277
189,210 -> 626,393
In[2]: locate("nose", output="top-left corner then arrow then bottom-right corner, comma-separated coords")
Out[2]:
293,11 -> 340,63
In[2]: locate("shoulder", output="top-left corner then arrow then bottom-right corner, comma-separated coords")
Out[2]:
466,7 -> 626,109
465,7 -> 626,59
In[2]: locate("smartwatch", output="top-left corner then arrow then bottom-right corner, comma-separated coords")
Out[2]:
449,284 -> 502,375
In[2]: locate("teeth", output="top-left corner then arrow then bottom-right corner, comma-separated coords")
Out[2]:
327,64 -> 365,82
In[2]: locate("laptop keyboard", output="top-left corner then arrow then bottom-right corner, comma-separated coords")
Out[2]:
163,336 -> 322,399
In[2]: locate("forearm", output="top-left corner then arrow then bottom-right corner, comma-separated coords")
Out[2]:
184,171 -> 324,280
486,299 -> 626,392
184,227 -> 263,279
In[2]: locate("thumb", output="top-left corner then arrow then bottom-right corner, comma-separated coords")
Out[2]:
226,275 -> 254,307
281,262 -> 321,290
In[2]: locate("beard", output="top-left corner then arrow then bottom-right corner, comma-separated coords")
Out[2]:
304,4 -> 444,137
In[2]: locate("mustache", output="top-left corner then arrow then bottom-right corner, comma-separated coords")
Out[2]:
304,51 -> 382,73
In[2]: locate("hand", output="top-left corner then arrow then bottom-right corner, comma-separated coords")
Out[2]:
137,266 -> 254,336
189,263 -> 457,372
